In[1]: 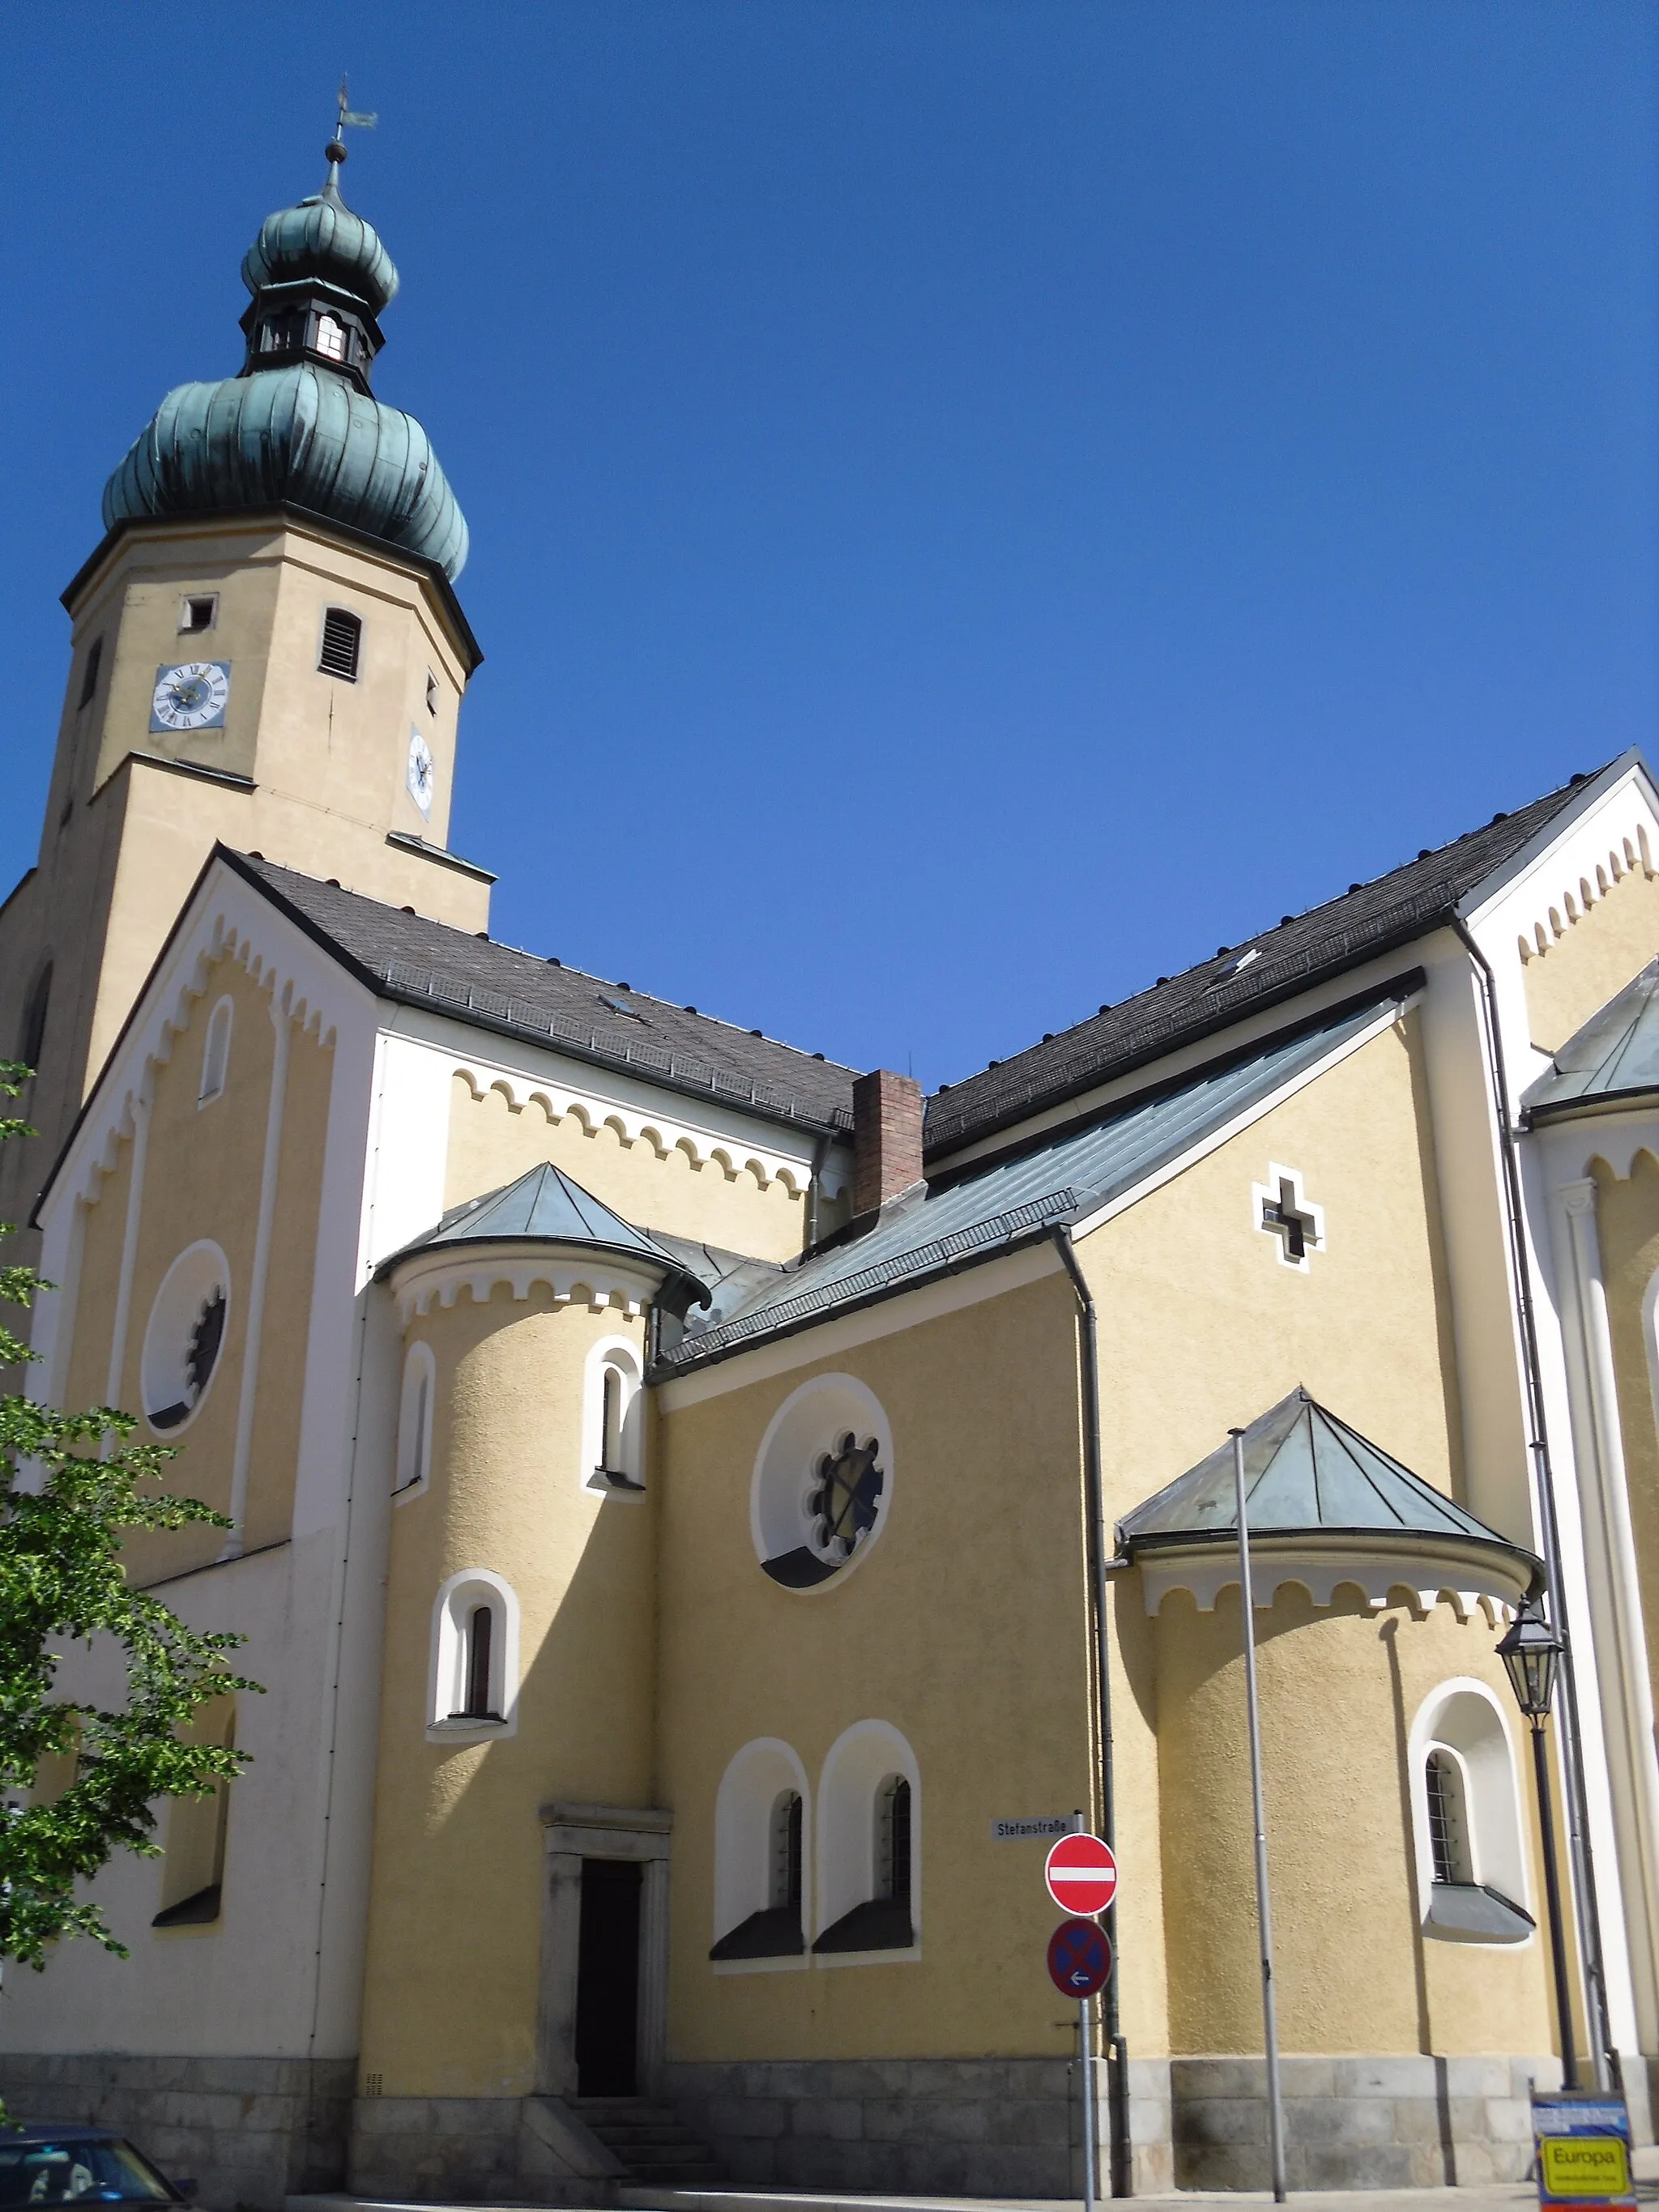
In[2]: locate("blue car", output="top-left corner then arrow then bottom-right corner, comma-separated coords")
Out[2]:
0,2132 -> 191,2207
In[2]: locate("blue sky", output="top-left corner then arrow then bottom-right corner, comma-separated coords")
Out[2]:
4,2 -> 1656,1088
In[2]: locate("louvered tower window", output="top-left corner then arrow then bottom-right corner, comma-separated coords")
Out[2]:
318,607 -> 362,680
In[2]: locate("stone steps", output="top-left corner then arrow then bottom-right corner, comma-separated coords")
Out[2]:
573,2096 -> 724,2186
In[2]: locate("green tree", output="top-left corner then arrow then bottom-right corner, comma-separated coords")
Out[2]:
0,1061 -> 255,1971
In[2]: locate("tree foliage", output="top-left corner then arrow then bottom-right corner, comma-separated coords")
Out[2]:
0,1061 -> 256,1971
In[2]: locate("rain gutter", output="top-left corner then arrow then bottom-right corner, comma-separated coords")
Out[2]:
1051,1224 -> 1130,2198
1451,914 -> 1615,2083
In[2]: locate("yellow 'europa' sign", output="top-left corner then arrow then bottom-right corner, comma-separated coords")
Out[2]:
1539,2134 -> 1630,2198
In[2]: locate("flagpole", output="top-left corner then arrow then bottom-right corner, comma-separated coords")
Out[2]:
1233,1426 -> 1287,2202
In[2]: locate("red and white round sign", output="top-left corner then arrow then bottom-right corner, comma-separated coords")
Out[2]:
1044,1831 -> 1118,1916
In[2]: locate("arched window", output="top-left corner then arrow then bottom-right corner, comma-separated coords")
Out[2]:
428,1569 -> 518,1740
1425,1749 -> 1473,1886
153,1695 -> 236,1929
17,961 -> 51,1072
582,1336 -> 646,1494
394,1340 -> 436,1496
1410,1680 -> 1534,1944
710,1740 -> 809,1963
875,1775 -> 912,1907
814,1720 -> 919,1957
461,1605 -> 494,1720
198,996 -> 232,1105
318,607 -> 362,681
314,313 -> 347,362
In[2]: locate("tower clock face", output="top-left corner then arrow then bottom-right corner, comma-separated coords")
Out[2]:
151,662 -> 231,733
407,727 -> 435,816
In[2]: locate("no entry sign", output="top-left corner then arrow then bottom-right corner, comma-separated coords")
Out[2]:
1047,1916 -> 1112,1998
1045,1831 -> 1117,1916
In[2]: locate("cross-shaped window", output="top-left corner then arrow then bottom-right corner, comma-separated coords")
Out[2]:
1252,1165 -> 1324,1270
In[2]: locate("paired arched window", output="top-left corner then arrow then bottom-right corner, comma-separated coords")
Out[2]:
395,1340 -> 436,1497
198,996 -> 232,1105
1410,1680 -> 1533,1944
428,1570 -> 519,1740
710,1723 -> 919,1966
710,1740 -> 810,1962
582,1336 -> 646,1494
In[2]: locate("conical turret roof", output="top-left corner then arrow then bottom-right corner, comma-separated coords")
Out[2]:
379,1162 -> 703,1298
1118,1387 -> 1527,1554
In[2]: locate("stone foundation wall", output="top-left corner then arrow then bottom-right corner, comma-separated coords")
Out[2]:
0,2054 -> 354,2212
1170,2054 -> 1564,2191
348,2094 -> 521,2204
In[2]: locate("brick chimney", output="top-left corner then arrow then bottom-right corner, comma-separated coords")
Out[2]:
851,1068 -> 924,1216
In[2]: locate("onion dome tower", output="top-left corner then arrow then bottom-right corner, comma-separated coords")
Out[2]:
103,146 -> 468,578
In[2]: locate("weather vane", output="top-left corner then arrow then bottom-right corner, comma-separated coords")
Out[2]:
325,75 -> 377,177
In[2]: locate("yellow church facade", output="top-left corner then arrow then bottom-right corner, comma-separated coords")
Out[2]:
2,157 -> 1658,2209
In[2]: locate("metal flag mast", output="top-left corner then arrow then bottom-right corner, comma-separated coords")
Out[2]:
325,75 -> 379,183
1233,1426 -> 1288,2202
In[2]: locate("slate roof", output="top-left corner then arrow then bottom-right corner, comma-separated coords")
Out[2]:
1524,957 -> 1659,1120
1116,1387 -> 1528,1563
226,852 -> 858,1134
377,1161 -> 706,1298
662,988 -> 1405,1371
924,760 -> 1628,1157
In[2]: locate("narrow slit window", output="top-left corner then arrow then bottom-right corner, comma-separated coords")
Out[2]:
318,607 -> 362,681
198,999 -> 232,1105
426,669 -> 440,714
77,639 -> 102,709
876,1775 -> 912,1906
770,1791 -> 803,1912
18,963 -> 51,1071
601,1369 -> 623,1472
460,1605 -> 494,1720
1425,1750 -> 1473,1886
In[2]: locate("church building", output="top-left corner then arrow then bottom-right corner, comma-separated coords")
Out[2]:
2,150 -> 1657,2208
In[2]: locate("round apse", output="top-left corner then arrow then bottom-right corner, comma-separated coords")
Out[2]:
141,1242 -> 231,1435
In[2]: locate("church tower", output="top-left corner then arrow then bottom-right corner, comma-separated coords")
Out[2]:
0,142 -> 486,1248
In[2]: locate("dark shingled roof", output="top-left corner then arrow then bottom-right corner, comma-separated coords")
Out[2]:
924,763 -> 1622,1157
228,852 -> 858,1134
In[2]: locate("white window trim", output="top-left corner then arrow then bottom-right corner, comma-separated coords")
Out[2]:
1250,1160 -> 1325,1273
751,1372 -> 894,1592
427,1567 -> 520,1743
198,995 -> 233,1106
394,1339 -> 436,1502
814,1718 -> 920,1964
178,592 -> 220,635
582,1332 -> 646,1498
711,1737 -> 812,1975
1407,1676 -> 1532,1942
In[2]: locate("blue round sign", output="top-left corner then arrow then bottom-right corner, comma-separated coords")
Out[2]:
1047,1916 -> 1112,1997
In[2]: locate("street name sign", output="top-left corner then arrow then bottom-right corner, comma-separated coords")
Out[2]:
1044,1831 -> 1117,1916
990,1815 -> 1072,1842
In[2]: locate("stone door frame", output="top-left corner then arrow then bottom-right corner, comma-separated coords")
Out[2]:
536,1801 -> 673,2098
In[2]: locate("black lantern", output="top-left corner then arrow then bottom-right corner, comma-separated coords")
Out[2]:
1499,1595 -> 1563,1721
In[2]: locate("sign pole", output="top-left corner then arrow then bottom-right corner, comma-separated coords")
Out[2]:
1234,1426 -> 1287,2203
1080,1992 -> 1097,2212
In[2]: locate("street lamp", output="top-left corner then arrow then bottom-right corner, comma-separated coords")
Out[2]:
1498,1596 -> 1578,2090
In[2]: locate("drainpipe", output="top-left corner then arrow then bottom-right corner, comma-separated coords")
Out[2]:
1451,916 -> 1614,2087
1051,1224 -> 1131,2197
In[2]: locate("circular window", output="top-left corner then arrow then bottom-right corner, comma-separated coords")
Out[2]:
751,1375 -> 893,1591
142,1242 -> 231,1434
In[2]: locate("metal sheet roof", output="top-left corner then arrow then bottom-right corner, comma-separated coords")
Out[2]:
379,1161 -> 697,1290
1524,957 -> 1659,1118
1117,1386 -> 1510,1549
664,990 -> 1403,1370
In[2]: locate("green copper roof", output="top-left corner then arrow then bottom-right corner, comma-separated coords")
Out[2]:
1524,957 -> 1659,1119
242,182 -> 399,315
1118,1387 -> 1523,1554
101,172 -> 467,578
380,1162 -> 701,1294
104,365 -> 468,578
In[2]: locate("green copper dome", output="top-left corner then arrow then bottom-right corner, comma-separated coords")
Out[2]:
241,186 -> 399,316
102,168 -> 467,579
